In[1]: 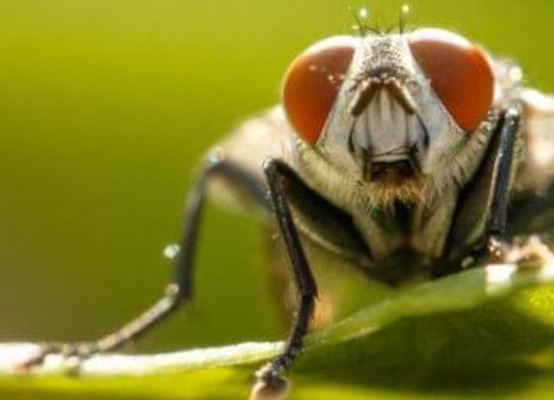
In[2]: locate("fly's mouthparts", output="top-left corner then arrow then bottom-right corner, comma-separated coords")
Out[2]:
369,159 -> 417,182
349,76 -> 417,117
363,147 -> 422,183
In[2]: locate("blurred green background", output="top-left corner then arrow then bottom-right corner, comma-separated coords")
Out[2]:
0,0 -> 553,355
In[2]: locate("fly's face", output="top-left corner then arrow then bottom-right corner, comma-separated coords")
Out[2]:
282,29 -> 496,205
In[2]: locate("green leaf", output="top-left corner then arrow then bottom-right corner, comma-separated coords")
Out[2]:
2,262 -> 554,400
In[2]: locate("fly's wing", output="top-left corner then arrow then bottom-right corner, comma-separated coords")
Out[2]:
509,89 -> 554,237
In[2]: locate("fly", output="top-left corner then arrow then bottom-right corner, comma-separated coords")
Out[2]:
21,14 -> 554,400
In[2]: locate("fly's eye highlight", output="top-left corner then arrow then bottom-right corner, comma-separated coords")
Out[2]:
282,36 -> 357,144
408,28 -> 494,133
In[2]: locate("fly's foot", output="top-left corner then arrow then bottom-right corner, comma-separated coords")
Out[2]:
249,363 -> 290,400
489,235 -> 553,268
18,342 -> 99,372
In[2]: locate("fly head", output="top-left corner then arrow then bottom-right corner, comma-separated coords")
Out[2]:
283,28 -> 496,207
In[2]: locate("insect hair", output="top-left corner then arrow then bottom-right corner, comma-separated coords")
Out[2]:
349,5 -> 411,37
349,6 -> 383,37
384,4 -> 411,34
398,4 -> 410,34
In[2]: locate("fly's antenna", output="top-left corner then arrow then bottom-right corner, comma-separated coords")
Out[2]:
399,4 -> 410,34
349,6 -> 369,37
366,22 -> 383,35
385,4 -> 410,34
350,6 -> 385,36
349,6 -> 384,37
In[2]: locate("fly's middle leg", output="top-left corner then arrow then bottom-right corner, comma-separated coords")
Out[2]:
434,106 -> 549,278
20,151 -> 269,368
484,107 -> 552,266
486,107 -> 520,253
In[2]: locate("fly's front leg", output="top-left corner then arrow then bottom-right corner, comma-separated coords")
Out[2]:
21,153 -> 268,368
250,158 -> 318,400
485,108 -> 552,265
486,108 -> 519,253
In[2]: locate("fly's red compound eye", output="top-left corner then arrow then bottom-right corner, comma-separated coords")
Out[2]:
283,36 -> 357,144
408,29 -> 494,133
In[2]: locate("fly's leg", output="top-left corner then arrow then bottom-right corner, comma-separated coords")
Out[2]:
433,108 -> 522,278
21,153 -> 268,367
250,159 -> 318,400
485,107 -> 520,253
485,108 -> 552,265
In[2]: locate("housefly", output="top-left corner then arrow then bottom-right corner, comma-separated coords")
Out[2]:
22,17 -> 554,400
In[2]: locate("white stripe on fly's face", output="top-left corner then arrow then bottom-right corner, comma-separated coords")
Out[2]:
362,89 -> 411,163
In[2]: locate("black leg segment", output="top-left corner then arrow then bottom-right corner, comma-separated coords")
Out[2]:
22,153 -> 268,366
486,107 -> 520,241
434,106 -> 521,278
252,158 -> 318,395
